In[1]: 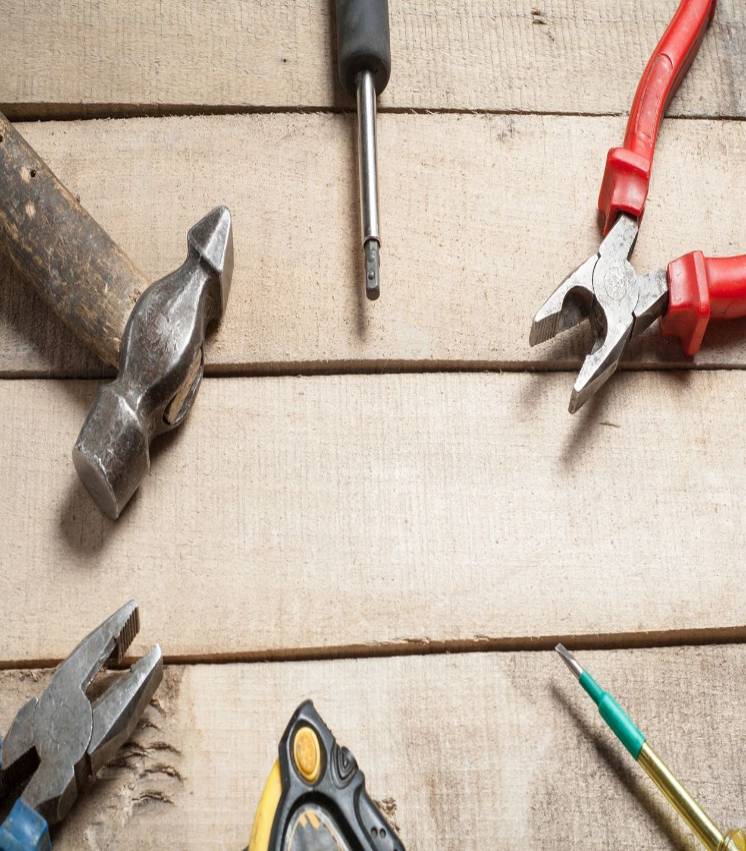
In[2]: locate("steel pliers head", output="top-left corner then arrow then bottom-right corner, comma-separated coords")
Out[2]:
0,601 -> 162,850
530,214 -> 668,412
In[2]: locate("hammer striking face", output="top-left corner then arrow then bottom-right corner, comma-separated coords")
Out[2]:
0,113 -> 234,518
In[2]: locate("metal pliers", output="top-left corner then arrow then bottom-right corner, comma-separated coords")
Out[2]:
530,0 -> 746,412
0,601 -> 162,851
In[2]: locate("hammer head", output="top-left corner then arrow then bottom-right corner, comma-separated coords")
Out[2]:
73,206 -> 233,519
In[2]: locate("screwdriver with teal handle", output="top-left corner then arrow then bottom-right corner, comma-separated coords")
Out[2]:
556,644 -> 746,850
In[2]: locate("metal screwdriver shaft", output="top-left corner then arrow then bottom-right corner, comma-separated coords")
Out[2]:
555,644 -> 746,851
335,0 -> 391,300
357,69 -> 381,298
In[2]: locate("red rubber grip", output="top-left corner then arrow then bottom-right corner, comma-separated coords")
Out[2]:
597,0 -> 717,233
662,253 -> 746,355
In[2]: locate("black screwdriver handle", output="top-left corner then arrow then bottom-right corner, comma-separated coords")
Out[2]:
335,0 -> 391,96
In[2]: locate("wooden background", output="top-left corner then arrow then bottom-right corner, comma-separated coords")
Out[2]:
0,1 -> 744,847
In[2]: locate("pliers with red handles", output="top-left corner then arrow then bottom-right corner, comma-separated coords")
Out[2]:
530,0 -> 746,413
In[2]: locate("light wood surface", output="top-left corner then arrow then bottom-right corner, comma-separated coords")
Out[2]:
1,646 -> 743,850
0,0 -> 744,119
3,112 -> 746,377
1,370 -> 744,665
2,3 -> 745,848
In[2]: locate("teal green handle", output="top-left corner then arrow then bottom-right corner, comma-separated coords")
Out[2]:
579,671 -> 646,758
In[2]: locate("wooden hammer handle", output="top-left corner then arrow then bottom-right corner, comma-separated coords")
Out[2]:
0,114 -> 149,367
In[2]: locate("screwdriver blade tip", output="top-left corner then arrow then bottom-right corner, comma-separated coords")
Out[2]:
555,643 -> 584,680
364,239 -> 381,300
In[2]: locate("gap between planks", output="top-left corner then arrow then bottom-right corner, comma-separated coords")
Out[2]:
7,104 -> 746,124
4,111 -> 746,377
5,363 -> 746,382
1,0 -> 744,120
3,626 -> 745,674
2,371 -> 744,663
4,644 -> 745,850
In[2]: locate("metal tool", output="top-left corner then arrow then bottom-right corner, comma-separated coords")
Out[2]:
530,0 -> 746,412
0,601 -> 162,851
555,644 -> 746,850
73,207 -> 233,518
335,0 -> 391,300
0,113 -> 233,518
246,700 -> 404,851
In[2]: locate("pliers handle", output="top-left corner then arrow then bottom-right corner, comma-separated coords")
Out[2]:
598,0 -> 746,358
0,734 -> 49,851
0,799 -> 49,851
531,0 -> 746,408
664,252 -> 746,354
598,0 -> 717,233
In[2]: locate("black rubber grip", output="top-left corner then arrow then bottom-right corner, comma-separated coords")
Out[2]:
335,0 -> 391,96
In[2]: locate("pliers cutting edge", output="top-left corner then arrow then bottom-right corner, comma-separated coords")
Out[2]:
530,0 -> 746,412
0,601 -> 162,851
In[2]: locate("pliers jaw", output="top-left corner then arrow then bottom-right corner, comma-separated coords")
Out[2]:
529,254 -> 598,351
0,601 -> 162,831
530,214 -> 668,412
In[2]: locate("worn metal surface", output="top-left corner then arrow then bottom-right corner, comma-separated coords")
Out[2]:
73,207 -> 233,519
0,601 -> 162,826
0,115 -> 234,518
0,113 -> 147,366
529,214 -> 668,412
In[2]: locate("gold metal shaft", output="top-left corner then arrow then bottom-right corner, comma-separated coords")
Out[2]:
638,742 -> 725,850
723,832 -> 746,851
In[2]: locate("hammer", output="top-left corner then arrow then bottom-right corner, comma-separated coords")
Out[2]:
0,114 -> 233,518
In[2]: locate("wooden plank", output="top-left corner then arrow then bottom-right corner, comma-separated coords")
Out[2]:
1,371 -> 745,664
1,646 -> 744,849
1,1 -> 744,119
3,112 -> 746,377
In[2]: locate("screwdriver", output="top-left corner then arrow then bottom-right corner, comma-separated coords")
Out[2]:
555,644 -> 746,850
335,0 -> 391,300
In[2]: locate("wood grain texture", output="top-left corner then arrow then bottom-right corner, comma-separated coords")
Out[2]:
1,646 -> 744,849
0,0 -> 744,119
1,371 -> 744,664
0,114 -> 145,366
3,112 -> 746,377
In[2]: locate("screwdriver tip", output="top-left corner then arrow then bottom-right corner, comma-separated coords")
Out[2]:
555,643 -> 584,680
364,239 -> 381,300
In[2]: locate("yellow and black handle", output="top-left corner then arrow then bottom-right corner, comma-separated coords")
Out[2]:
247,701 -> 404,851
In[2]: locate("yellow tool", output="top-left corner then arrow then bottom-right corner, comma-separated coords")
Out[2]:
557,644 -> 746,850
247,701 -> 404,850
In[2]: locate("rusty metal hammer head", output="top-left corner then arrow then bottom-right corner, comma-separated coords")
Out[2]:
0,115 -> 234,519
73,206 -> 233,519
